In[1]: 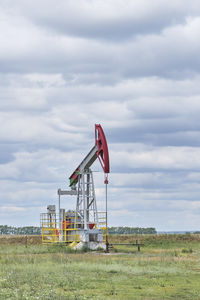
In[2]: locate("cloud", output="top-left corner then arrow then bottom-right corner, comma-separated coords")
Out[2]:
4,0 -> 200,41
1,0 -> 200,230
111,145 -> 200,171
1,4 -> 200,80
0,206 -> 25,212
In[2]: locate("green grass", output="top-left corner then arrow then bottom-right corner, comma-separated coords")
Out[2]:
0,235 -> 200,299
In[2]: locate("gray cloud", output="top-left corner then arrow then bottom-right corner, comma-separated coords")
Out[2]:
4,0 -> 200,41
1,0 -> 200,230
0,5 -> 200,80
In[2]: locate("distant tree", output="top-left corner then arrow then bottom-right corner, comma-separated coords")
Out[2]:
108,227 -> 156,234
0,225 -> 157,235
0,225 -> 41,235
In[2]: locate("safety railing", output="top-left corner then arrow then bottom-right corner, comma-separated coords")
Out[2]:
40,213 -> 80,244
40,212 -> 108,244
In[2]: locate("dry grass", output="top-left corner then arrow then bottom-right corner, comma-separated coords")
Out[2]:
0,235 -> 42,245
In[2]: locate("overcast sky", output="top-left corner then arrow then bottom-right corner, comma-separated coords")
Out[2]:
1,0 -> 200,231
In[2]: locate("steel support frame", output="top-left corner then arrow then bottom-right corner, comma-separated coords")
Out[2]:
76,169 -> 99,230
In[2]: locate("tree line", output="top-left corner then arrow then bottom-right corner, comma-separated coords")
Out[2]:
0,225 -> 156,235
108,227 -> 157,234
0,225 -> 41,235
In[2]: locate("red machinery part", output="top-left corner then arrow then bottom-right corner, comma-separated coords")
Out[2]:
62,220 -> 71,230
95,124 -> 110,174
69,168 -> 80,186
89,223 -> 95,229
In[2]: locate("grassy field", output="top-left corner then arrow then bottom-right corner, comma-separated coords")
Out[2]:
0,234 -> 200,299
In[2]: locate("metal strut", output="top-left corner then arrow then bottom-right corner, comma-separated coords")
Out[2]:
76,169 -> 99,230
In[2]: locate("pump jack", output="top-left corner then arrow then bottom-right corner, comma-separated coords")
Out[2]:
41,124 -> 110,250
